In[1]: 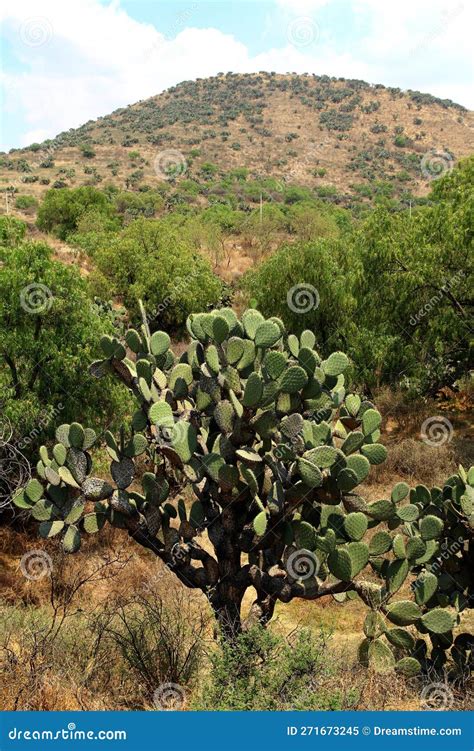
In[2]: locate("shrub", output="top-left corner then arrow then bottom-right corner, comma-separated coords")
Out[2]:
81,145 -> 96,159
0,240 -> 130,450
37,187 -> 115,239
90,218 -> 223,330
192,626 -> 358,710
15,194 -> 38,211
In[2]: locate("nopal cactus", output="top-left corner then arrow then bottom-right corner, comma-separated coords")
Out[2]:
15,306 -> 473,674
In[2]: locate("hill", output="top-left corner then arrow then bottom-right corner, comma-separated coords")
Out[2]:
1,72 -> 473,207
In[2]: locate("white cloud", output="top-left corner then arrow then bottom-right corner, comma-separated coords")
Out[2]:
1,0 -> 472,151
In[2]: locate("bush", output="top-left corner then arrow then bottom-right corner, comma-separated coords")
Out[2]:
243,238 -> 357,352
0,215 -> 26,246
192,627 -> 359,710
0,240 -> 131,450
91,218 -> 223,330
14,194 -> 38,212
37,187 -> 115,239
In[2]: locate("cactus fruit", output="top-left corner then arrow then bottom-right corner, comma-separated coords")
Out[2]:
15,306 -> 472,673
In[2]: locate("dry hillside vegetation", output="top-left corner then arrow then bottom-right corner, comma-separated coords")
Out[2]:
2,73 -> 473,204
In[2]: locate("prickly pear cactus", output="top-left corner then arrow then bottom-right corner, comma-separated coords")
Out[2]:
358,467 -> 473,677
15,307 -> 473,667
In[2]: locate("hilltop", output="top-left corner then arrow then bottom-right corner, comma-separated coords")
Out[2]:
1,72 -> 473,207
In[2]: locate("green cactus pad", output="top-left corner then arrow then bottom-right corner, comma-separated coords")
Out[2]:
58,466 -> 80,488
226,337 -> 245,364
345,394 -> 361,417
149,401 -> 174,426
327,548 -> 352,581
343,512 -> 368,541
413,572 -> 438,605
420,608 -> 455,634
396,504 -> 419,522
150,331 -> 170,356
63,525 -> 81,553
242,372 -> 264,407
387,558 -> 409,593
68,422 -> 85,449
189,501 -> 205,528
300,329 -> 316,349
293,520 -> 317,550
64,501 -> 85,525
82,478 -> 114,501
304,445 -> 338,468
168,363 -> 193,390
25,478 -> 44,503
287,334 -> 299,357
346,454 -> 370,483
347,541 -> 369,576
336,468 -> 359,492
406,537 -> 426,561
125,328 -> 142,353
83,512 -> 106,534
361,409 -> 382,436
368,639 -> 395,673
391,482 -> 410,504
386,600 -> 422,626
297,458 -> 323,489
386,628 -> 415,650
242,309 -> 265,339
369,531 -> 392,555
392,534 -> 406,559
420,514 -> 444,540
55,424 -> 71,447
263,350 -> 287,379
254,321 -> 281,349
322,351 -> 349,376
253,510 -> 268,536
361,443 -> 387,465
210,315 -> 229,344
280,366 -> 308,394
363,611 -> 386,638
214,400 -> 235,433
395,657 -> 421,676
341,431 -> 365,455
367,499 -> 396,521
205,344 -> 220,374
39,520 -> 65,538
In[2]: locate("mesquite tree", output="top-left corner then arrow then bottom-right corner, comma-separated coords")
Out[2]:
15,307 -> 472,676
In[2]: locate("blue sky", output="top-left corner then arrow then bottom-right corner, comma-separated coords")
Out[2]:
1,0 -> 472,151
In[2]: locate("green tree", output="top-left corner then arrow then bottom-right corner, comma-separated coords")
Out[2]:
243,238 -> 358,354
351,158 -> 473,391
36,187 -> 116,240
90,218 -> 223,331
0,240 -> 130,450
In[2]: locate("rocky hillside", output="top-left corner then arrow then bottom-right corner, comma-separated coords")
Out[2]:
1,72 -> 473,203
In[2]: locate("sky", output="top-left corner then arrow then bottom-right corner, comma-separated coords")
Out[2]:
1,0 -> 472,151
